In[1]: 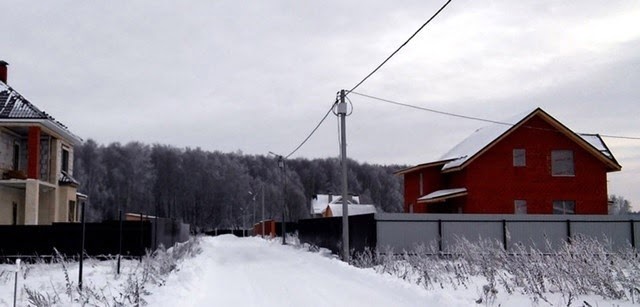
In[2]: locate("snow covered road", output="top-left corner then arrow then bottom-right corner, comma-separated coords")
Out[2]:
145,235 -> 468,307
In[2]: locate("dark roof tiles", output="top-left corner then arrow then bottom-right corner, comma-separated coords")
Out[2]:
0,82 -> 72,130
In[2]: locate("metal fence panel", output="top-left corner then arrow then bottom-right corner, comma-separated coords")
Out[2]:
377,221 -> 439,252
506,221 -> 567,252
571,221 -> 633,250
442,221 -> 503,251
375,213 -> 639,253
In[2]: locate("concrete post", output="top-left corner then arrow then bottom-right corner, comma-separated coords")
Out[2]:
24,179 -> 39,225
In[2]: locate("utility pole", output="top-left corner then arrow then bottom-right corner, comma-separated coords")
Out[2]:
261,182 -> 265,238
277,155 -> 287,245
338,89 -> 349,262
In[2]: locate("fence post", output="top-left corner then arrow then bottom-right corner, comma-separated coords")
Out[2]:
117,210 -> 122,275
502,219 -> 507,251
139,213 -> 144,262
631,220 -> 636,249
79,200 -> 86,290
566,219 -> 572,245
438,219 -> 443,253
13,259 -> 20,307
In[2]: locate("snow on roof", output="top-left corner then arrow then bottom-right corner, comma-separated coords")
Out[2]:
311,194 -> 360,214
440,109 -> 534,171
437,108 -> 618,171
417,188 -> 467,203
323,204 -> 377,217
578,134 -> 614,160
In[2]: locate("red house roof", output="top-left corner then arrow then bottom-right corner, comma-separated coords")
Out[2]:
397,108 -> 621,175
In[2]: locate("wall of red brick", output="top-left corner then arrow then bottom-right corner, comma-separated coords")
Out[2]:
403,114 -> 610,214
403,166 -> 444,213
459,115 -> 609,214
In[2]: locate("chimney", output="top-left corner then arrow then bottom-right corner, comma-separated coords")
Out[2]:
0,61 -> 7,84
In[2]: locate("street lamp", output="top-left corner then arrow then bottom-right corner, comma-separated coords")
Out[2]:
250,183 -> 266,238
240,207 -> 245,237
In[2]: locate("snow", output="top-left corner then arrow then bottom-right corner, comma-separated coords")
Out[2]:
145,235 -> 463,307
311,194 -> 361,215
417,188 -> 467,202
2,235 -> 637,306
579,133 -> 614,159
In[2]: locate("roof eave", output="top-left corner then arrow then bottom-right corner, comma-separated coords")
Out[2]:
394,159 -> 457,175
0,118 -> 82,145
417,191 -> 468,203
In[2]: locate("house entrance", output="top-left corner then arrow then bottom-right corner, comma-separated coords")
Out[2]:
12,202 -> 17,225
428,201 -> 461,213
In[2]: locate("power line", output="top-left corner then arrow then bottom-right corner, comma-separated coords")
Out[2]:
285,100 -> 338,159
599,134 -> 640,141
279,1 -> 453,159
350,91 -> 640,141
348,0 -> 454,94
350,91 -> 510,125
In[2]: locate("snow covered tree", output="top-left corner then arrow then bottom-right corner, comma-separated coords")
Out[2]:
608,194 -> 632,215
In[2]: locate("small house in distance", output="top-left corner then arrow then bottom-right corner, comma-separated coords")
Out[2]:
395,108 -> 621,215
310,194 -> 377,218
0,61 -> 83,225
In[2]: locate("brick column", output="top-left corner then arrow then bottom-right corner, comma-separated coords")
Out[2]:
27,126 -> 41,179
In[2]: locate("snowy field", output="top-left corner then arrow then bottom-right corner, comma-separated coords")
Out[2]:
1,235 -> 638,306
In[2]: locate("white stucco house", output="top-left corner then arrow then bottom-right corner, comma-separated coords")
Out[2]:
0,61 -> 83,225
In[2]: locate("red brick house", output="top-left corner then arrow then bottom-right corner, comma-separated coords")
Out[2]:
396,108 -> 621,215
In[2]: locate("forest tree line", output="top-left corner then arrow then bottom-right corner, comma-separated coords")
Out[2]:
73,140 -> 406,230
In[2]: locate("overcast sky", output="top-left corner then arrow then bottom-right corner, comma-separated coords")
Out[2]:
2,0 -> 639,209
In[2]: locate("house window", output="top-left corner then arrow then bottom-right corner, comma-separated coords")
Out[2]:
553,200 -> 575,214
13,143 -> 20,170
513,149 -> 526,167
68,200 -> 77,222
551,150 -> 574,176
62,147 -> 69,173
514,200 -> 527,214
